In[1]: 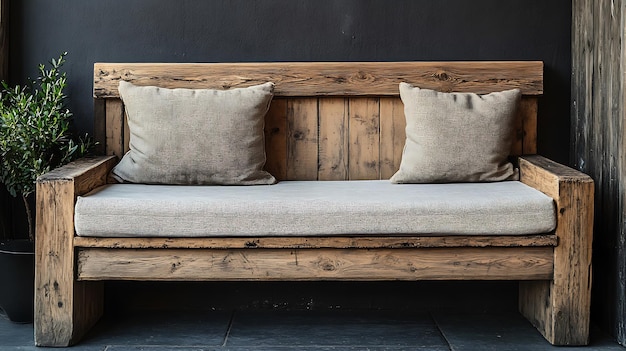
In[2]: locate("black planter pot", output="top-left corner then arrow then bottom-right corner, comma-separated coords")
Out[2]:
0,240 -> 34,323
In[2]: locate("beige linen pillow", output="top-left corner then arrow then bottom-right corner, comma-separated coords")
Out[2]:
112,81 -> 276,185
390,83 -> 520,183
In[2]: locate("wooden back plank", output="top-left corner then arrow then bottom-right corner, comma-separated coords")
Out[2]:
94,61 -> 543,97
94,62 -> 543,180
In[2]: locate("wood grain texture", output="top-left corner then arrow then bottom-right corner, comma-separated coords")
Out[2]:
318,98 -> 349,180
572,0 -> 626,344
287,98 -> 319,180
379,97 -> 405,179
518,155 -> 594,345
73,235 -> 558,250
104,99 -> 124,158
37,156 -> 118,196
94,61 -> 544,98
76,247 -> 553,281
511,97 -> 538,155
264,99 -> 288,180
123,109 -> 130,154
520,97 -> 538,154
35,157 -> 115,346
349,98 -> 380,179
93,99 -> 106,155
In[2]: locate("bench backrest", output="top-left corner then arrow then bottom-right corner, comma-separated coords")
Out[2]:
93,61 -> 543,181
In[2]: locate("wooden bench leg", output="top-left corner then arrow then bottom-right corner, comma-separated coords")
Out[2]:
519,163 -> 594,345
35,179 -> 104,346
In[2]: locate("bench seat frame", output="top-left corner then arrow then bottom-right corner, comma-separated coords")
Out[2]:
34,62 -> 593,346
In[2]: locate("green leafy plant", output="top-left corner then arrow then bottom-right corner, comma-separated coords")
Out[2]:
0,53 -> 93,241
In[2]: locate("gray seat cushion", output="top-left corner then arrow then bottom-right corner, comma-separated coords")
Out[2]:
74,180 -> 556,237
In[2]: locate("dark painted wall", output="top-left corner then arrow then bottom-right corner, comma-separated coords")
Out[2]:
11,0 -> 571,162
8,0 -> 572,314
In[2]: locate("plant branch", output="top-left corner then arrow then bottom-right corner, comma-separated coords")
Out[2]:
22,194 -> 33,242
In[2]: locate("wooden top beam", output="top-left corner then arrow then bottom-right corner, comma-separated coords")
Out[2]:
94,61 -> 544,98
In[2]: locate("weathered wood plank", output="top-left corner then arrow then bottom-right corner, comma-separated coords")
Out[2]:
520,97 -> 538,154
73,235 -> 558,250
123,110 -> 130,155
511,97 -> 538,156
94,61 -> 544,98
379,97 -> 405,179
349,98 -> 380,180
572,0 -> 626,344
93,99 -> 106,155
264,99 -> 288,180
35,156 -> 115,346
76,247 -> 554,281
35,176 -> 107,346
518,156 -> 592,198
286,98 -> 318,180
104,99 -> 124,158
318,98 -> 349,180
518,155 -> 594,345
35,179 -> 75,346
37,156 -> 117,196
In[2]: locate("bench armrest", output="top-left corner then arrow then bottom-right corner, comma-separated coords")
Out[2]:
37,155 -> 118,197
518,155 -> 593,199
517,155 -> 594,345
34,155 -> 117,346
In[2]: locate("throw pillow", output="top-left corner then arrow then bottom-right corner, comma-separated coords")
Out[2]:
390,83 -> 520,183
112,81 -> 276,185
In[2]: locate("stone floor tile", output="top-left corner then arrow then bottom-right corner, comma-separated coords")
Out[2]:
224,347 -> 448,351
226,310 -> 447,348
105,347 -> 219,351
433,312 -> 626,351
79,311 -> 232,347
0,313 -> 36,347
107,348 -> 445,351
2,309 -> 625,350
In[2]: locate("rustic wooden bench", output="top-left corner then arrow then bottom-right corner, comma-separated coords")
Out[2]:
34,61 -> 593,346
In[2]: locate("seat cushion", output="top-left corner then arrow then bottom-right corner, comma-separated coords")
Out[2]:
74,180 -> 556,237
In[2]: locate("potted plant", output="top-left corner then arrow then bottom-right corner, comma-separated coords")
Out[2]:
0,53 -> 92,323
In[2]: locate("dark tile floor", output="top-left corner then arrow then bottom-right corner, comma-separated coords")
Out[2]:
2,281 -> 625,350
1,309 -> 624,351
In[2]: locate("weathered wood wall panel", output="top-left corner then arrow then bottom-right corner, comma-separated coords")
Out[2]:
572,0 -> 626,345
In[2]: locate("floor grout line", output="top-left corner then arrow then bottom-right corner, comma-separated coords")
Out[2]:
221,309 -> 236,347
430,311 -> 454,351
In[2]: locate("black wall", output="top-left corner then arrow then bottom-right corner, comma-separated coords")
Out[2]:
11,0 -> 571,162
7,0 -> 573,313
